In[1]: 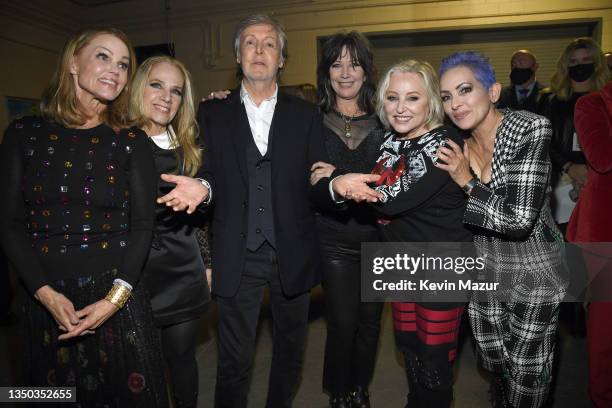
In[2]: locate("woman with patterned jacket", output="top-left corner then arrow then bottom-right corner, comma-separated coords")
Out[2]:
332,59 -> 472,408
436,51 -> 567,408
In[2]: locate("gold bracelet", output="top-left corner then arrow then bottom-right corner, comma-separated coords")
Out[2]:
105,284 -> 131,309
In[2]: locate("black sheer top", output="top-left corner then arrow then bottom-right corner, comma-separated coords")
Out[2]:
317,111 -> 387,232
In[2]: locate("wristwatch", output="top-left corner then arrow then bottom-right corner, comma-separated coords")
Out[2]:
462,178 -> 477,195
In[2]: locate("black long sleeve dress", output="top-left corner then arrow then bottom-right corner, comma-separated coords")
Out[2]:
142,139 -> 211,328
0,116 -> 168,407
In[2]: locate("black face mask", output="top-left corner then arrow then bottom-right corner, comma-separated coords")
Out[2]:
568,63 -> 595,82
510,67 -> 533,85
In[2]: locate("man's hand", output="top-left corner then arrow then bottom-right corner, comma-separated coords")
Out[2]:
332,173 -> 382,202
203,90 -> 231,101
567,163 -> 588,186
157,174 -> 209,214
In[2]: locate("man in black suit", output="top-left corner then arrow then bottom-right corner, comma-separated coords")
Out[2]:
497,49 -> 544,113
156,13 -> 378,408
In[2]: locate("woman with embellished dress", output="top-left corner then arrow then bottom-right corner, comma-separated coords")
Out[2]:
0,27 -> 167,406
129,55 -> 211,408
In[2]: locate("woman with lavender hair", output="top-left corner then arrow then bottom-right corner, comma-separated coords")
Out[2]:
435,51 -> 567,408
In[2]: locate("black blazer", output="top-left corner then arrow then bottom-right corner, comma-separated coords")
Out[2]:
197,90 -> 333,298
497,81 -> 543,114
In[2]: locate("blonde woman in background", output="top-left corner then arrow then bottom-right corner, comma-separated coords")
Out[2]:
129,55 -> 211,408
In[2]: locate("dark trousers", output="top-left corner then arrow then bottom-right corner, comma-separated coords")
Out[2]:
214,242 -> 310,408
318,221 -> 383,395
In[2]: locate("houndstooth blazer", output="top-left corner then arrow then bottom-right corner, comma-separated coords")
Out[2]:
465,109 -> 568,303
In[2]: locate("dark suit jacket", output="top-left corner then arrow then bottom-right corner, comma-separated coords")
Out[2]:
497,81 -> 543,114
197,90 -> 333,298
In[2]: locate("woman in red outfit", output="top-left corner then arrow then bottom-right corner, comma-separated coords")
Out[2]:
566,81 -> 612,407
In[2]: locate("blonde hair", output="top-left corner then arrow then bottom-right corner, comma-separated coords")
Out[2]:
548,37 -> 610,100
129,56 -> 201,177
376,59 -> 443,130
40,26 -> 136,128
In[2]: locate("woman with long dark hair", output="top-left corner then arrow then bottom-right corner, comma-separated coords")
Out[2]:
311,31 -> 386,408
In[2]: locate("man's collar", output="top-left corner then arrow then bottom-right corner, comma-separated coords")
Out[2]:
240,82 -> 278,105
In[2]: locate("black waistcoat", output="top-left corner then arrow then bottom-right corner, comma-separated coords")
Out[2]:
245,134 -> 275,251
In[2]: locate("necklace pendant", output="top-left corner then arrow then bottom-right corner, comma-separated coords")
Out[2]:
344,123 -> 352,138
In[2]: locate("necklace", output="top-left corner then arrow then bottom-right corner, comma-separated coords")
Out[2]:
337,107 -> 361,138
341,113 -> 354,138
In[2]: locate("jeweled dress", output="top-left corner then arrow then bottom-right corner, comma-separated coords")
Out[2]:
0,117 -> 168,407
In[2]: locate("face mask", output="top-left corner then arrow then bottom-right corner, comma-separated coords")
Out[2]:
510,67 -> 533,86
568,63 -> 595,82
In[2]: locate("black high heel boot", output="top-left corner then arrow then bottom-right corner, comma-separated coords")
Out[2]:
174,392 -> 198,408
329,393 -> 351,408
488,375 -> 511,408
349,386 -> 371,408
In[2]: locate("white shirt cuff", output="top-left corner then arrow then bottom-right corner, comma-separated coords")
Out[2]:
329,176 -> 346,204
113,278 -> 133,291
196,178 -> 212,205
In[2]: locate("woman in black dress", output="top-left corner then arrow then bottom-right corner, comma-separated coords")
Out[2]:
129,55 -> 211,408
310,32 -> 386,408
0,27 -> 167,406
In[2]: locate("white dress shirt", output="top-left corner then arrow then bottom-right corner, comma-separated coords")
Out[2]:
240,82 -> 278,156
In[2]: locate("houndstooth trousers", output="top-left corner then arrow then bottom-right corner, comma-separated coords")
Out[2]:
469,300 -> 560,408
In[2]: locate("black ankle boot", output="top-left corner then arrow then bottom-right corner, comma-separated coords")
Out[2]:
488,376 -> 510,408
349,386 -> 370,408
329,393 -> 351,408
174,392 -> 198,408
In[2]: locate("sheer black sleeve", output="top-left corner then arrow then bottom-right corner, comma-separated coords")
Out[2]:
0,123 -> 49,294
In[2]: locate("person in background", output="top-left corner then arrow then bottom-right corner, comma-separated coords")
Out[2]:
538,37 -> 610,230
497,49 -> 543,113
566,81 -> 612,407
437,51 -> 567,408
129,55 -> 211,408
0,27 -> 167,406
310,31 -> 385,408
538,37 -> 610,338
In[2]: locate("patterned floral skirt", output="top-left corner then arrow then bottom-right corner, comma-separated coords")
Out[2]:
19,271 -> 168,407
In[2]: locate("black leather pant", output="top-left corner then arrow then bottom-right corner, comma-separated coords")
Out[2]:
317,220 -> 383,395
